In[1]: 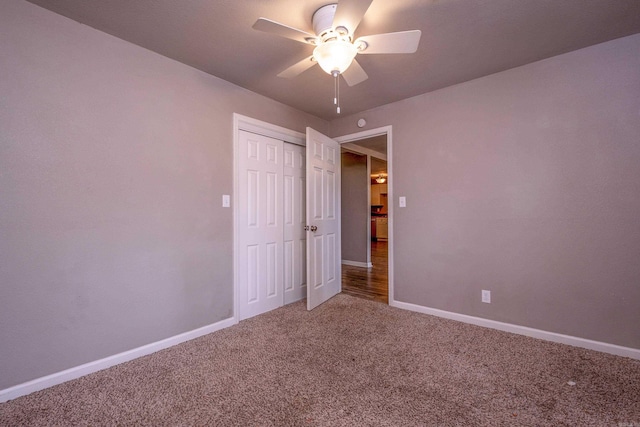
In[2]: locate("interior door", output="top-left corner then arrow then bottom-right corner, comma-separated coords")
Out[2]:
237,130 -> 284,319
306,127 -> 341,310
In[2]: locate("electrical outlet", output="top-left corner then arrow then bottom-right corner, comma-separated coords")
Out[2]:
482,290 -> 491,303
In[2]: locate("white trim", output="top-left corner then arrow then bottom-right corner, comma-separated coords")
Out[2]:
233,114 -> 305,146
334,126 -> 391,144
342,260 -> 373,268
335,126 -> 394,303
366,155 -> 372,265
390,300 -> 640,360
0,317 -> 237,403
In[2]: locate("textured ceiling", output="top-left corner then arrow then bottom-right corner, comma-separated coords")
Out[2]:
26,0 -> 640,120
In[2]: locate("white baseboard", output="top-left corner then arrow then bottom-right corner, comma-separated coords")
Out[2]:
342,260 -> 373,268
0,316 -> 237,403
5,301 -> 637,403
390,299 -> 640,360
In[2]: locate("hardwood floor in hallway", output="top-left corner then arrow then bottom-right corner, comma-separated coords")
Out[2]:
341,240 -> 388,303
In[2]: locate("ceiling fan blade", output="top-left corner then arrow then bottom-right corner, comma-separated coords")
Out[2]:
341,59 -> 368,86
277,55 -> 317,79
333,0 -> 373,35
252,18 -> 316,44
355,30 -> 422,54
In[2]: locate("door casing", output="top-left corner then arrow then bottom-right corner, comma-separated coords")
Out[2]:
335,126 -> 394,304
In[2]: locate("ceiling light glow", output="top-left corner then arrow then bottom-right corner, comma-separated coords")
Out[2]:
313,39 -> 357,75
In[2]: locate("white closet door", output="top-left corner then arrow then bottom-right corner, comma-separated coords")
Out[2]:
283,143 -> 307,304
238,131 -> 284,320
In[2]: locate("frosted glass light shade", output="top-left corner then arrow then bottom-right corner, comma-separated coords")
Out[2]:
313,40 -> 357,75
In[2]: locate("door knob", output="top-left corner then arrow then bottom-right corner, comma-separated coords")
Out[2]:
310,225 -> 318,232
304,225 -> 310,231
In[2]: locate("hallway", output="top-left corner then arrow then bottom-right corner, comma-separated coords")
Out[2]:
341,240 -> 388,303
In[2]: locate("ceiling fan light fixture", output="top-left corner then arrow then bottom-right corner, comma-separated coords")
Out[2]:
375,174 -> 386,184
313,39 -> 357,75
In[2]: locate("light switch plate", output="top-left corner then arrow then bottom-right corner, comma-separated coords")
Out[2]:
399,196 -> 406,208
222,195 -> 231,207
482,290 -> 491,303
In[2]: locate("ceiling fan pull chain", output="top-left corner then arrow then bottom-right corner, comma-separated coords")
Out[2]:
332,70 -> 341,114
336,71 -> 341,114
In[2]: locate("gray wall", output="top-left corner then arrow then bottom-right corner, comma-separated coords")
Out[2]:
0,0 -> 327,389
330,34 -> 640,349
341,151 -> 369,264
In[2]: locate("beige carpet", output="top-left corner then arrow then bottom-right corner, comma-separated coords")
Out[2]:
1,294 -> 639,426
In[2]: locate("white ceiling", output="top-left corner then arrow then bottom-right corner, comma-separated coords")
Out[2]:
26,0 -> 640,120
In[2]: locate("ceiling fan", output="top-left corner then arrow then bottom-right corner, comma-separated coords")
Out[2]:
252,0 -> 421,88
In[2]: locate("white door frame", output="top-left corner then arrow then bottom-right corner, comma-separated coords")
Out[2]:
232,114 -> 305,322
340,143 -> 387,267
335,126 -> 394,304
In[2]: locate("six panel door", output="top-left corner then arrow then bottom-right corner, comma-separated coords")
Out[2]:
238,130 -> 307,320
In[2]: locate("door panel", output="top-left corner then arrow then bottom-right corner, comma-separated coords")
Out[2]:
306,128 -> 341,310
238,131 -> 284,320
283,143 -> 306,304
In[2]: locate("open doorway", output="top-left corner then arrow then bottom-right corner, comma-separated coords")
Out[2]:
339,133 -> 389,304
